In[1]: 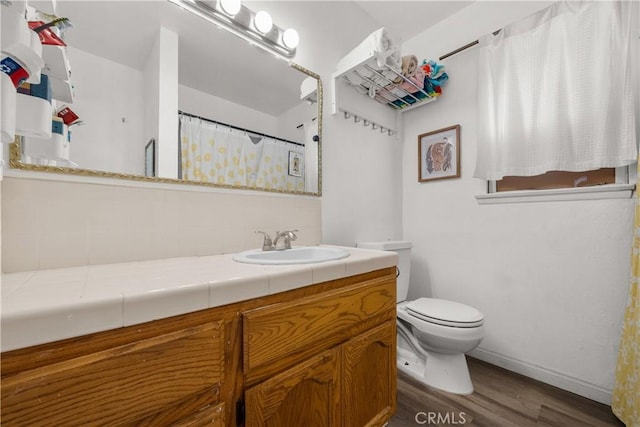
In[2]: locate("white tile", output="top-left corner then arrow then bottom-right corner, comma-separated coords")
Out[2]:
1,231 -> 40,273
122,283 -> 209,326
268,266 -> 314,294
87,231 -> 135,265
0,271 -> 34,295
1,294 -> 123,352
209,275 -> 269,307
38,231 -> 89,270
0,244 -> 394,350
311,260 -> 347,284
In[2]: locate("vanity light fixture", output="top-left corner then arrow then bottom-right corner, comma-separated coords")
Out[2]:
282,28 -> 299,49
168,0 -> 297,59
254,10 -> 273,34
218,0 -> 241,15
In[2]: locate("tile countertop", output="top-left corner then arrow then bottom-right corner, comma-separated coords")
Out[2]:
0,245 -> 397,352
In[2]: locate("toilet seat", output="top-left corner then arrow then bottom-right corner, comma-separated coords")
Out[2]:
406,298 -> 484,328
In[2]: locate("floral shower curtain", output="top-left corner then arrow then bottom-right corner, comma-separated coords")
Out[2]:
180,115 -> 305,192
612,162 -> 640,426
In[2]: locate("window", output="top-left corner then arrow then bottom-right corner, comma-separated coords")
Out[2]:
495,168 -> 616,192
474,1 -> 638,195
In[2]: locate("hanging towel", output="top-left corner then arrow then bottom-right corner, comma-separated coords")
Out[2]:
372,28 -> 397,67
336,27 -> 400,74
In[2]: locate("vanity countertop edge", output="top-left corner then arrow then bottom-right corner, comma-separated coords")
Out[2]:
0,245 -> 398,352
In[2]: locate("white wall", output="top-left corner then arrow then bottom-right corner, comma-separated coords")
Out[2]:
251,1 -> 405,245
276,101 -> 315,145
156,27 -> 179,179
401,1 -> 636,404
66,47 -> 145,175
179,85 -> 278,136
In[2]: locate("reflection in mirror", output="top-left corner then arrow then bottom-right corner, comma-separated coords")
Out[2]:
11,0 -> 321,195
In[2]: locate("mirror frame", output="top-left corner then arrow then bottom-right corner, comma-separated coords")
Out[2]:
9,63 -> 323,197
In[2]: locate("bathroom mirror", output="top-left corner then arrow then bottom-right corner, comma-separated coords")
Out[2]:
10,0 -> 322,196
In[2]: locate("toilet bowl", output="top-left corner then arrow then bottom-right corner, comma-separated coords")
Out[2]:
397,298 -> 484,394
356,240 -> 484,395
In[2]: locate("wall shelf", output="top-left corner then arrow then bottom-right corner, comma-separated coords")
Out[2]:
337,62 -> 438,113
42,44 -> 71,81
1,8 -> 45,84
50,76 -> 74,103
15,93 -> 53,139
331,31 -> 441,137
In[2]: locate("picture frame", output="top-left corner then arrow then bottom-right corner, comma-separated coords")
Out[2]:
418,124 -> 460,182
145,138 -> 156,177
288,151 -> 303,177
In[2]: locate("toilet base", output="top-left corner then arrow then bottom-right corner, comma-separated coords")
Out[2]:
397,347 -> 474,395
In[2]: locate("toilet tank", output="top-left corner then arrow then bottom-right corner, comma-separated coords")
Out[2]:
356,240 -> 412,303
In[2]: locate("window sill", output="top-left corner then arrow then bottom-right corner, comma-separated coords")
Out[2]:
475,184 -> 635,204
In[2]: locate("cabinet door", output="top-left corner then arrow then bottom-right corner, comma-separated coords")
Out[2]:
1,321 -> 225,426
342,321 -> 396,427
173,402 -> 225,427
245,348 -> 340,427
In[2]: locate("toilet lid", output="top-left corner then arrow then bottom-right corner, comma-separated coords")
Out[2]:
406,298 -> 484,328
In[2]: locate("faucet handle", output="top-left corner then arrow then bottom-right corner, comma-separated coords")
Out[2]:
255,231 -> 274,251
275,229 -> 299,250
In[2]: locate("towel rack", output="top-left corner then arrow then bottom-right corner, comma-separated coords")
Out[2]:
331,47 -> 438,138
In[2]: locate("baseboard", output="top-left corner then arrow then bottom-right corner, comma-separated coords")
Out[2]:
468,347 -> 613,405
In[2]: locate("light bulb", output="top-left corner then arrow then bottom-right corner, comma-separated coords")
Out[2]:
254,11 -> 272,34
283,28 -> 299,49
219,0 -> 241,16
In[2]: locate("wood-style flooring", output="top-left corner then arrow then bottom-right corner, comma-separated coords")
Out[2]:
388,357 -> 623,427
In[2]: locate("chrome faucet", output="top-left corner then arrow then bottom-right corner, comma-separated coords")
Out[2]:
273,230 -> 298,250
256,230 -> 298,251
255,231 -> 275,251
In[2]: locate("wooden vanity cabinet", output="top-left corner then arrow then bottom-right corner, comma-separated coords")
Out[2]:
0,317 -> 230,426
0,267 -> 396,426
242,271 -> 397,426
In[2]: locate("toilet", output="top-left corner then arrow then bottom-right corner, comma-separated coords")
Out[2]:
356,240 -> 484,395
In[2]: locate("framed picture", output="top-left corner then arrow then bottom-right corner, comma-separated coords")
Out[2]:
145,138 -> 156,177
288,151 -> 303,177
418,124 -> 460,182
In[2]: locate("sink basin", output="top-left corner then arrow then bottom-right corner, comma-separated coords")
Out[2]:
232,246 -> 350,265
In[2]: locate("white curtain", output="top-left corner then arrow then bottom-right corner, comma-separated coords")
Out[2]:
303,120 -> 318,193
180,115 -> 305,191
474,1 -> 638,181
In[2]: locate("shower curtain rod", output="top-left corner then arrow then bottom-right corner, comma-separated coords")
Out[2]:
438,29 -> 501,61
178,110 -> 305,147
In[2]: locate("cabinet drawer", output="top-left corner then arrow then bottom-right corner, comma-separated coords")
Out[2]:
243,275 -> 395,383
1,320 -> 225,426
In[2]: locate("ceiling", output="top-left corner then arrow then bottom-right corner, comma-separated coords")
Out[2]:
33,1 -> 472,116
354,1 -> 472,43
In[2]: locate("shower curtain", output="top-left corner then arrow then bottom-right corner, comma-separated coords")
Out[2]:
612,162 -> 640,426
180,115 -> 305,192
